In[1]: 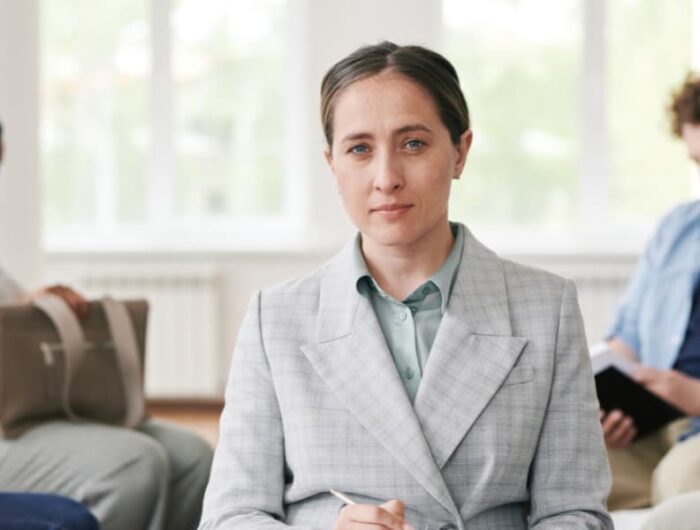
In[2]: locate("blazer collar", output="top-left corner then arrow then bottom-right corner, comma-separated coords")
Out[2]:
313,224 -> 519,340
302,225 -> 528,514
413,229 -> 528,468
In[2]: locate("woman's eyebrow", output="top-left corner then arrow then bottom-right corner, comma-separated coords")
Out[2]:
340,124 -> 433,144
340,132 -> 373,144
394,124 -> 433,136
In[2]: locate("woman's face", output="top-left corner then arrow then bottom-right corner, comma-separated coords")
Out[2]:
326,71 -> 471,252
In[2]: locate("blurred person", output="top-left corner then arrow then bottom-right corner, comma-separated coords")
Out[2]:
199,42 -> 612,529
602,73 -> 700,511
639,490 -> 700,530
0,492 -> 99,530
0,120 -> 214,530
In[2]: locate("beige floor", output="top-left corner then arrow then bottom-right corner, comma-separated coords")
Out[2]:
149,400 -> 222,448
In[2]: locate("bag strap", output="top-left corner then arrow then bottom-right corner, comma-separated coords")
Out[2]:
33,295 -> 145,428
102,297 -> 145,428
33,294 -> 86,422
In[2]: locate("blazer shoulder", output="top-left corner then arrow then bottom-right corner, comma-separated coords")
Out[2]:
500,257 -> 568,293
461,223 -> 568,297
259,266 -> 324,311
258,240 -> 355,313
498,257 -> 572,322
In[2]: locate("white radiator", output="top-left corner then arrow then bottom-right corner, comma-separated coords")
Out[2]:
514,256 -> 637,345
48,253 -> 639,399
78,266 -> 222,398
570,265 -> 634,345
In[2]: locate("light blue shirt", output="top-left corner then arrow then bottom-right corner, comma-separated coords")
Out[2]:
607,200 -> 700,369
352,223 -> 465,402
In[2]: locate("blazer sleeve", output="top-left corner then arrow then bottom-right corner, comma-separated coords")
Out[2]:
528,280 -> 614,529
198,291 -> 315,530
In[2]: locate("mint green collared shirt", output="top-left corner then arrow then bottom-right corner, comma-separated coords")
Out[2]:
352,223 -> 465,403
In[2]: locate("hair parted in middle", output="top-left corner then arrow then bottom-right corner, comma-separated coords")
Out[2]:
320,41 -> 470,148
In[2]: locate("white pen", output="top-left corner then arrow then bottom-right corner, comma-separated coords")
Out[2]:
329,489 -> 356,505
330,490 -> 416,530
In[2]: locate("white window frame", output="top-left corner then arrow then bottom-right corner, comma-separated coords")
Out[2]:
5,0 -> 700,259
447,0 -> 700,254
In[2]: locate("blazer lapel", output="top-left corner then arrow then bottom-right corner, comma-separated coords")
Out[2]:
301,242 -> 458,517
414,228 -> 529,469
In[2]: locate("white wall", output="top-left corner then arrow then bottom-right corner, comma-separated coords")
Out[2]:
0,0 -> 41,289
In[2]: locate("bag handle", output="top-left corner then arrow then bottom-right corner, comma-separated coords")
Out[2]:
33,295 -> 145,428
33,294 -> 86,422
102,297 -> 145,428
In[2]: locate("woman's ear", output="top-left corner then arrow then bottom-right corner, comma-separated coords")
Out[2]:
324,147 -> 333,168
453,129 -> 473,179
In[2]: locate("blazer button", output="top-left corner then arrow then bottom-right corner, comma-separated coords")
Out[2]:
439,524 -> 457,530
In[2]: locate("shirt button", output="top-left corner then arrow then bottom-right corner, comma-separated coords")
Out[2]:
399,311 -> 407,321
404,366 -> 415,380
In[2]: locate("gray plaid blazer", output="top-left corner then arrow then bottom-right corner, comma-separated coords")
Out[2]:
200,226 -> 612,529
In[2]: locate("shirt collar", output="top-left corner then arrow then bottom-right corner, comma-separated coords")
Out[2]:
351,222 -> 465,313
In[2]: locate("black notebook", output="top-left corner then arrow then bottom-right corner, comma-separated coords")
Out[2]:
592,351 -> 684,439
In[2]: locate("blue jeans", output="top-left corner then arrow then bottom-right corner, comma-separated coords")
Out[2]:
0,493 -> 98,530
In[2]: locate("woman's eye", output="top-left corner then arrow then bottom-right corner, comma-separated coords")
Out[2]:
405,139 -> 425,150
349,145 -> 369,155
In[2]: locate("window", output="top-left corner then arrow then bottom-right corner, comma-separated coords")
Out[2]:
41,1 -> 697,252
170,0 -> 286,221
41,0 -> 287,248
445,0 -> 695,250
607,0 -> 693,224
42,0 -> 150,231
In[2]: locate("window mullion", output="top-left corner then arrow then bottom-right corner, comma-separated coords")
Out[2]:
149,0 -> 174,231
580,0 -> 609,235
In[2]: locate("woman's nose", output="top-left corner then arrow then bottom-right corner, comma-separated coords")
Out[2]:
373,152 -> 404,192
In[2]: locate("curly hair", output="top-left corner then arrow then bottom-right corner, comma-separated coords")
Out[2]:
669,73 -> 700,137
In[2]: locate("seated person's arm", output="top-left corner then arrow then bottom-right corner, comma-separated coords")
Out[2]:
607,337 -> 639,364
1,267 -> 87,317
20,284 -> 89,318
633,366 -> 700,417
602,338 -> 700,445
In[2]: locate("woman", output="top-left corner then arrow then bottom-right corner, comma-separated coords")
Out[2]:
200,42 -> 612,529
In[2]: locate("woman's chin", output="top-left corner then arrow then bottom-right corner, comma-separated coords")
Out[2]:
362,226 -> 419,250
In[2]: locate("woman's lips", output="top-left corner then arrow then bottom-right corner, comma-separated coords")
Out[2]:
371,204 -> 413,219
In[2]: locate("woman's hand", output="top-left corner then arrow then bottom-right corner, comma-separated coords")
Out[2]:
634,367 -> 700,416
24,284 -> 89,318
333,499 -> 415,530
600,409 -> 637,448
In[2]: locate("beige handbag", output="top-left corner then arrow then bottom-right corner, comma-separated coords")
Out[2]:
0,295 -> 148,438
